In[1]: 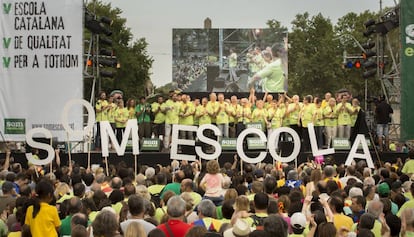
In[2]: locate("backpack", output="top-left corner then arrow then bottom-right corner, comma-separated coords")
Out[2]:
150,187 -> 165,208
250,214 -> 267,230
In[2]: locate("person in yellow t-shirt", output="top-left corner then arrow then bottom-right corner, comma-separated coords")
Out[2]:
228,95 -> 240,138
115,100 -> 129,144
323,98 -> 338,148
328,196 -> 353,233
286,95 -> 302,140
312,98 -> 325,148
25,180 -> 61,237
152,96 -> 166,139
160,91 -> 180,150
237,98 -> 252,135
215,93 -> 231,138
107,95 -> 117,132
350,98 -> 361,138
300,95 -> 314,151
335,95 -> 354,139
251,100 -> 269,131
207,93 -> 219,124
95,91 -> 109,149
179,94 -> 195,139
126,98 -> 137,120
321,92 -> 332,109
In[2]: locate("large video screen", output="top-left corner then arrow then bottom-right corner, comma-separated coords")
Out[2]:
172,28 -> 288,93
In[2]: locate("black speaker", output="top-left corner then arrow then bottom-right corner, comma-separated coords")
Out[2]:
207,65 -> 220,91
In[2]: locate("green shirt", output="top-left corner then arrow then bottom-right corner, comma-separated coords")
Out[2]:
313,107 -> 325,126
95,99 -> 108,122
207,101 -> 219,123
287,103 -> 302,125
402,160 -> 414,174
215,102 -> 230,124
60,215 -> 72,236
257,59 -> 285,93
335,102 -> 353,125
196,105 -> 213,125
151,102 -> 166,124
301,103 -> 315,128
107,103 -> 117,123
161,99 -> 180,124
229,53 -> 237,68
251,108 -> 267,129
115,107 -> 129,128
179,102 -> 195,125
135,104 -> 151,123
323,105 -> 338,127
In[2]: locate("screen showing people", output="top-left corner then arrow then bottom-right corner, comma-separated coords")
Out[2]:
172,28 -> 288,93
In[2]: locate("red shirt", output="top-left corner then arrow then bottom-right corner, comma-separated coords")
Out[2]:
158,219 -> 191,237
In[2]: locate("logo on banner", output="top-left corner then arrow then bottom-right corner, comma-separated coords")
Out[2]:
4,118 -> 25,134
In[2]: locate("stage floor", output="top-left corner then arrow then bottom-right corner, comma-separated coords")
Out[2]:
0,150 -> 408,170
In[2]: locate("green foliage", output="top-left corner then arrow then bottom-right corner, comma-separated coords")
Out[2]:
84,0 -> 153,102
288,13 -> 343,97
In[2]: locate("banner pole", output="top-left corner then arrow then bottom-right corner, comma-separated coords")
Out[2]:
50,138 -> 53,173
87,128 -> 92,170
105,156 -> 109,176
66,132 -> 72,169
134,154 -> 138,176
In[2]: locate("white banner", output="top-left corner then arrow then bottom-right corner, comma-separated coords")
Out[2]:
0,0 -> 83,141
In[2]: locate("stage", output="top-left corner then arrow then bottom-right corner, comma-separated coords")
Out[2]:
0,150 -> 408,171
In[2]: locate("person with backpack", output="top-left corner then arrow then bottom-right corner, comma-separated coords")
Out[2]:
246,192 -> 269,230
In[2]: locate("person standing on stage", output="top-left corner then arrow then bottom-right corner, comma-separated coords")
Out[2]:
95,91 -> 109,150
251,100 -> 269,132
161,91 -> 180,151
228,48 -> 238,82
179,94 -> 195,140
350,98 -> 361,137
323,98 -> 338,147
151,96 -> 166,140
375,96 -> 393,152
195,97 -> 212,126
228,95 -> 240,138
286,95 -> 302,140
127,99 -> 137,120
215,93 -> 231,138
336,95 -> 354,139
207,92 -> 219,125
115,100 -> 129,144
136,96 -> 152,141
300,95 -> 314,151
313,98 -> 325,148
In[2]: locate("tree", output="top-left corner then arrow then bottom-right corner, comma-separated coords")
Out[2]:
84,0 -> 153,102
288,13 -> 343,97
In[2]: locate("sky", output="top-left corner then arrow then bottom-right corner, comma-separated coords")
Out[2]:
101,0 -> 396,88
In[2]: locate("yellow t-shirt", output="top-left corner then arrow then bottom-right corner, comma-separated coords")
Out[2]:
25,202 -> 61,237
332,213 -> 353,232
95,99 -> 109,122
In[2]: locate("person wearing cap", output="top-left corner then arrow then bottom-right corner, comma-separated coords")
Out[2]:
377,183 -> 398,215
289,212 -> 308,237
223,219 -> 252,237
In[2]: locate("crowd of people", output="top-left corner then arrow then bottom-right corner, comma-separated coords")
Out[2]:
0,139 -> 414,237
173,57 -> 208,91
94,88 -> 395,152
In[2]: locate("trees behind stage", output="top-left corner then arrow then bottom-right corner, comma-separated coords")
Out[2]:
83,0 -> 154,102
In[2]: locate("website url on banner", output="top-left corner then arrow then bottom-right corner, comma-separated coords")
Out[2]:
32,123 -> 74,131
